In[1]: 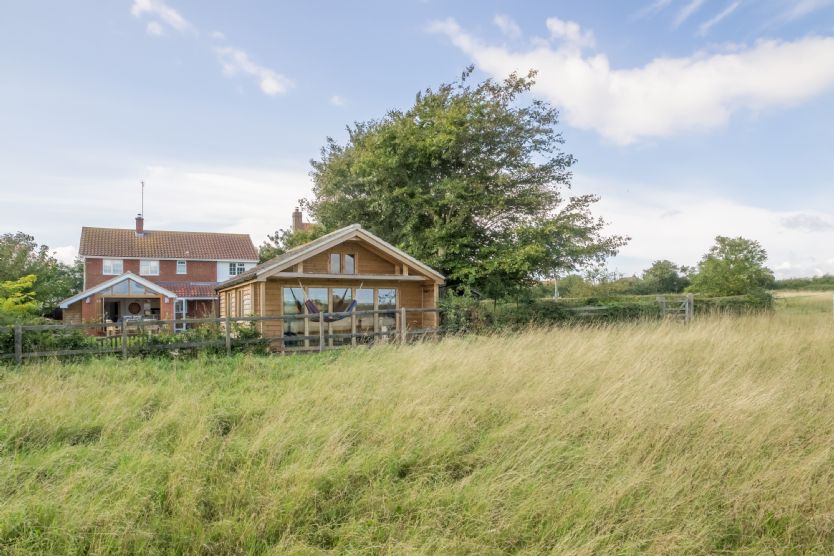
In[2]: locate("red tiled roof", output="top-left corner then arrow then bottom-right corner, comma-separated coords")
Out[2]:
79,227 -> 258,260
156,281 -> 219,298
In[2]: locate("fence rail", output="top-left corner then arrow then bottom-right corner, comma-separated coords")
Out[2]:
0,307 -> 444,364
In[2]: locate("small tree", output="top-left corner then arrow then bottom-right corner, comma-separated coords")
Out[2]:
0,275 -> 39,322
688,236 -> 775,296
641,260 -> 690,294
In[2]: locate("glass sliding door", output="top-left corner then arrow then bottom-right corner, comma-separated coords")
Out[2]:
307,287 -> 328,347
174,299 -> 187,332
355,288 -> 375,342
377,288 -> 397,338
282,287 -> 305,346
330,286 -> 354,345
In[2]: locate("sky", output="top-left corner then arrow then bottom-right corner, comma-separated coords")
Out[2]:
1,1 -> 834,278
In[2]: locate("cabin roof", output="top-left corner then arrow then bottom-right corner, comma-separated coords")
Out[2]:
217,224 -> 444,290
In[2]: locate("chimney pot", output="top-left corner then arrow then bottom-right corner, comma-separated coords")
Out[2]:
135,214 -> 144,235
292,208 -> 303,232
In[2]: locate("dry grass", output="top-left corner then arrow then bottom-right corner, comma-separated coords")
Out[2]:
3,312 -> 834,553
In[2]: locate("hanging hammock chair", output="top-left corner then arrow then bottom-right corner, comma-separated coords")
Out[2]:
297,282 -> 360,323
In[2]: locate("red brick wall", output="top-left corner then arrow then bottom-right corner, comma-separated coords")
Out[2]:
85,258 -> 218,288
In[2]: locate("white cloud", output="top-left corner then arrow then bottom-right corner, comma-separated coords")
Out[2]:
634,0 -> 674,19
329,95 -> 346,106
780,0 -> 834,21
494,14 -> 521,39
210,31 -> 225,41
546,17 -> 595,49
214,47 -> 294,96
698,1 -> 742,35
130,0 -> 193,33
146,21 -> 164,36
674,0 -> 706,28
430,17 -> 834,144
573,174 -> 834,278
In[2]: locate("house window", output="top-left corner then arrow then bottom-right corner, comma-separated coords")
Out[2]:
176,260 -> 187,274
102,259 -> 123,275
344,254 -> 356,274
330,253 -> 341,273
229,262 -> 246,276
140,260 -> 160,276
378,288 -> 397,332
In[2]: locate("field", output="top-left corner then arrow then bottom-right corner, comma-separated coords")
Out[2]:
2,298 -> 834,553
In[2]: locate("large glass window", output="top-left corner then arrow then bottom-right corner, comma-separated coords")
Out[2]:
307,287 -> 328,314
110,281 -> 129,295
330,287 -> 354,344
378,288 -> 397,334
344,254 -> 356,274
102,259 -> 123,275
282,287 -> 305,339
140,260 -> 160,276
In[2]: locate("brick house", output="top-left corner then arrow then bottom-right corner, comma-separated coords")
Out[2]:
59,216 -> 258,330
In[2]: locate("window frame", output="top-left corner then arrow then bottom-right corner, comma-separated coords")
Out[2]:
176,260 -> 187,275
228,262 -> 246,276
139,259 -> 160,276
329,253 -> 341,274
102,259 -> 123,275
344,253 -> 356,274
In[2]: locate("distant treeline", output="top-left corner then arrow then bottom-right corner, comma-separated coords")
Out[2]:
772,275 -> 834,291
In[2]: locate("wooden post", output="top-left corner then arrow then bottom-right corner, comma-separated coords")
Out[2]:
224,317 -> 232,357
351,313 -> 357,346
121,321 -> 128,358
686,293 -> 694,324
318,317 -> 324,352
14,324 -> 22,365
400,307 -> 407,343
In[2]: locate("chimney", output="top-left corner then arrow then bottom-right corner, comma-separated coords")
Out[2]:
135,214 -> 144,236
292,207 -> 303,232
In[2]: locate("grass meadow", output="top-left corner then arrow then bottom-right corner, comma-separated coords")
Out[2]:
2,293 -> 834,553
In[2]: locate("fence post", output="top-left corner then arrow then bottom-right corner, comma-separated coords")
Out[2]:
121,321 -> 128,358
224,317 -> 232,357
686,293 -> 694,324
318,317 -> 324,352
351,313 -> 357,346
14,324 -> 22,365
400,307 -> 407,343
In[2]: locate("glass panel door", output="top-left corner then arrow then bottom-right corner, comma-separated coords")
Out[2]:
355,288 -> 374,341
378,288 -> 397,338
174,299 -> 187,332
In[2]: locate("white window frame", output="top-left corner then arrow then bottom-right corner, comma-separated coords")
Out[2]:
140,259 -> 160,276
229,262 -> 246,276
176,260 -> 187,275
102,259 -> 123,275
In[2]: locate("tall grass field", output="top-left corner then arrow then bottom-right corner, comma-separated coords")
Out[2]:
3,299 -> 834,553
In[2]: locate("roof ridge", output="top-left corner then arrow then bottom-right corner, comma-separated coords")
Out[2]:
81,226 -> 252,237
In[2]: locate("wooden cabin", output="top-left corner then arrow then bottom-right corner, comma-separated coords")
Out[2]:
216,224 -> 445,349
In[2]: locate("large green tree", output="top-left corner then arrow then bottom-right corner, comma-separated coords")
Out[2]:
688,236 -> 775,296
640,260 -> 691,294
0,232 -> 82,312
303,68 -> 627,296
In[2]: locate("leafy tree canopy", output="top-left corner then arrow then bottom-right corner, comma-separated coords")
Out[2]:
259,225 -> 327,263
640,260 -> 691,294
0,232 -> 82,312
688,236 -> 775,296
0,274 -> 39,322
301,68 -> 627,297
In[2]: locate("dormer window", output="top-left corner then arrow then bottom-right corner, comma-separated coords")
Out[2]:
140,260 -> 160,276
176,260 -> 187,275
329,253 -> 356,274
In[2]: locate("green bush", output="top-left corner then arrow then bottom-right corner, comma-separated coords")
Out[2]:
695,291 -> 774,315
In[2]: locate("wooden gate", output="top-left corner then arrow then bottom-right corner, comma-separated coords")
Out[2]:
656,293 -> 694,324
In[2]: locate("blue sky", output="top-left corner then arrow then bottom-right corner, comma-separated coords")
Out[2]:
2,1 -> 834,277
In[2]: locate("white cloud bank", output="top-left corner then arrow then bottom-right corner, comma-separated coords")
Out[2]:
430,18 -> 834,144
574,175 -> 834,278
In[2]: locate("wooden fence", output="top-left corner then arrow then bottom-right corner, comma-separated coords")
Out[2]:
0,307 -> 443,364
